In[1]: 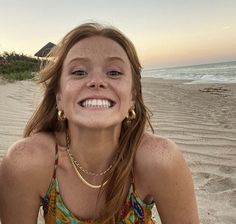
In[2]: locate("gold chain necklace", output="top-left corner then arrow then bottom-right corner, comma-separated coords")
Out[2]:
65,131 -> 111,189
66,132 -> 115,176
67,149 -> 110,189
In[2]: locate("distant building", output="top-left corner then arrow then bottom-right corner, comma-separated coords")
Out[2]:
34,42 -> 56,58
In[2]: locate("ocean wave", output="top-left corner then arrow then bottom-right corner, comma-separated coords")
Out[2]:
142,61 -> 236,83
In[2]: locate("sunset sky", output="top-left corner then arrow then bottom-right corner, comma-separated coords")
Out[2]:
0,0 -> 235,68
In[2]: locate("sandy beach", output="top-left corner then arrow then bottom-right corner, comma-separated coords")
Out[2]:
0,77 -> 235,224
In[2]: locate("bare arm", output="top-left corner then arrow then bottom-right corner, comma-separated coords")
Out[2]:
136,134 -> 199,224
0,140 -> 43,223
150,138 -> 199,224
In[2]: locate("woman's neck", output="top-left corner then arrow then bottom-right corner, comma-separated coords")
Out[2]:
65,124 -> 121,174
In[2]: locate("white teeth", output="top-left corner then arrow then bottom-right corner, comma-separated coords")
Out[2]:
81,99 -> 111,108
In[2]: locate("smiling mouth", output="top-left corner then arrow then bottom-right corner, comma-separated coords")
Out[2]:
79,99 -> 115,108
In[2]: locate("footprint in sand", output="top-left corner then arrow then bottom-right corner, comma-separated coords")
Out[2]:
229,190 -> 236,208
218,215 -> 236,224
199,172 -> 211,178
203,177 -> 236,193
219,165 -> 234,174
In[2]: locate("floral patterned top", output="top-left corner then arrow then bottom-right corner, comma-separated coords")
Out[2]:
41,145 -> 155,223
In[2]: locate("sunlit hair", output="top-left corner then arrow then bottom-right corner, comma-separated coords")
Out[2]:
24,22 -> 153,223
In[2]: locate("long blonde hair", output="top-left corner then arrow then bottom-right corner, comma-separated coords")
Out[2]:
24,23 -> 153,223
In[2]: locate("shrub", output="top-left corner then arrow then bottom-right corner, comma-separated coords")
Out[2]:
0,52 -> 41,81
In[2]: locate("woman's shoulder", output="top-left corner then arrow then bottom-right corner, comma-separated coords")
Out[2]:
135,132 -> 187,186
136,132 -> 181,165
0,132 -> 56,196
4,132 -> 56,166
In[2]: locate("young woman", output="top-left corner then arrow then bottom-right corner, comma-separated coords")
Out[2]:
0,23 -> 199,223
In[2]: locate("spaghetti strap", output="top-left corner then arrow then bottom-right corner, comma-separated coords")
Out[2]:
131,168 -> 136,192
40,143 -> 59,208
52,144 -> 59,178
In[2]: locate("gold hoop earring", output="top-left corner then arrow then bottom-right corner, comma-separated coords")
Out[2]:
126,108 -> 136,125
127,109 -> 136,120
58,110 -> 66,121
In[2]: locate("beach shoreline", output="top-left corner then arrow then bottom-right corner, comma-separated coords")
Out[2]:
0,78 -> 236,224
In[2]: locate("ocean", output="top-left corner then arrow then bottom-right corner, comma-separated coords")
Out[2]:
142,61 -> 236,84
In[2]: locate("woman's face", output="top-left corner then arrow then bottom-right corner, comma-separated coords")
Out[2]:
56,36 -> 134,130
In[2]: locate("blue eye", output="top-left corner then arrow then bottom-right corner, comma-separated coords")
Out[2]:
71,70 -> 87,76
107,70 -> 123,77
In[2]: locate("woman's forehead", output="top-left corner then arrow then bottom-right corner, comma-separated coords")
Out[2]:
64,36 -> 130,64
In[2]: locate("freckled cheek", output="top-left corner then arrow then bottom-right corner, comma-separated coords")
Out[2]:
119,87 -> 133,106
61,84 -> 80,104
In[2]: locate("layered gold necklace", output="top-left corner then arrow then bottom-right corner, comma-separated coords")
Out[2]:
66,132 -> 114,189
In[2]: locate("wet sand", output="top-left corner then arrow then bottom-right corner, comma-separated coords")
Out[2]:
0,78 -> 235,223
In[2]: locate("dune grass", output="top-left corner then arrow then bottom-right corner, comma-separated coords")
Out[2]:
0,52 -> 40,81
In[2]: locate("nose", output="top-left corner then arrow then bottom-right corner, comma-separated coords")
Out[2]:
86,72 -> 108,89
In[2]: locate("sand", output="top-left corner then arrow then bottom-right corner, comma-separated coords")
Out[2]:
0,78 -> 236,224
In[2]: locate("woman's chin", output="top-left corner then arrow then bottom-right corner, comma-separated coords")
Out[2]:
69,118 -> 122,130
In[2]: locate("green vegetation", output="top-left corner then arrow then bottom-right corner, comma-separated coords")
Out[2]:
0,52 -> 41,81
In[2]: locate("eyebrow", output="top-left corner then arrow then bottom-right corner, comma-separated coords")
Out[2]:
68,57 -> 90,65
105,56 -> 126,64
67,56 -> 126,65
